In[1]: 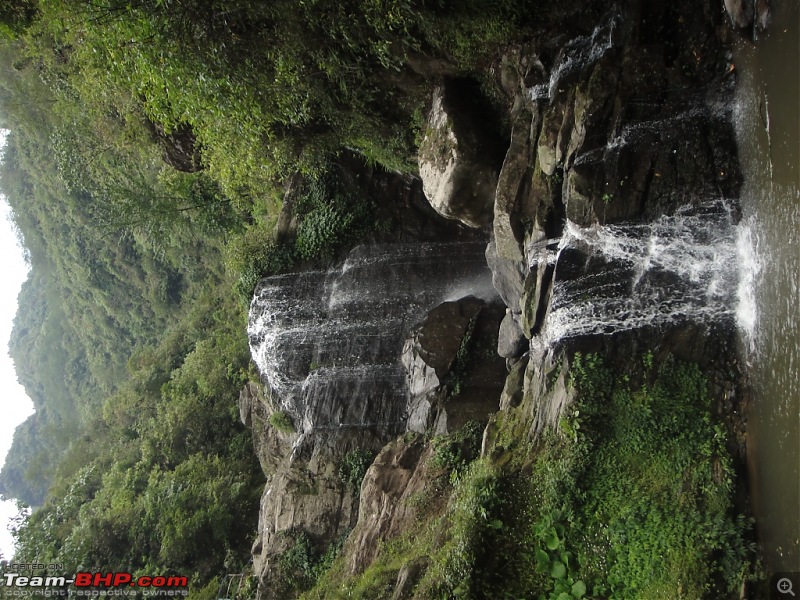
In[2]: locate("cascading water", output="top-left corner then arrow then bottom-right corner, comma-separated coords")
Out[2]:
572,105 -> 709,167
247,242 -> 496,440
528,12 -> 619,102
539,199 -> 758,346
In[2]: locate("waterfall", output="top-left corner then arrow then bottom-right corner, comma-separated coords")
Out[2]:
528,12 -> 619,102
540,199 -> 759,345
572,105 -> 709,167
247,242 -> 495,436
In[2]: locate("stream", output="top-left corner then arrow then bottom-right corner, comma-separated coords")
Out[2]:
733,0 -> 800,572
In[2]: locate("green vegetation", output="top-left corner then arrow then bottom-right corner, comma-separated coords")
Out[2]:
227,168 -> 384,305
269,411 -> 296,434
0,18 -> 264,587
274,529 -> 347,597
338,449 -> 375,494
0,0 -> 551,586
0,0 -> 754,596
294,172 -> 375,262
9,289 -> 264,586
431,420 -> 483,480
3,0 -> 544,201
305,354 -> 753,599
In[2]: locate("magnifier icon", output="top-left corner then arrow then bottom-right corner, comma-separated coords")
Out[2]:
778,578 -> 796,596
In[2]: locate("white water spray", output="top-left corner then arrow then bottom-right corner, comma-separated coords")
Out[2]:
541,200 -> 760,345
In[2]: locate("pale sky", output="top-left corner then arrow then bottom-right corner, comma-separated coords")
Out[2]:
0,129 -> 36,560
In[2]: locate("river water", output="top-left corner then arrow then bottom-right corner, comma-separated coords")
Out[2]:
733,1 -> 800,572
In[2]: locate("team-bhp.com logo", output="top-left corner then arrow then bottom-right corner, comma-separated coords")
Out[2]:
2,572 -> 188,597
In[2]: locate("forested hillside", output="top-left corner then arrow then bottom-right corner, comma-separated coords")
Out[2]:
0,0 -> 539,589
0,2 -> 269,587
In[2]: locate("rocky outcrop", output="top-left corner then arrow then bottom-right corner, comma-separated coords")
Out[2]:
724,0 -> 770,34
497,311 -> 527,358
343,435 -> 432,573
499,352 -> 528,409
403,297 -> 507,435
277,153 -> 482,248
251,438 -> 365,589
239,382 -> 297,475
473,0 -> 748,432
418,84 -> 504,229
245,158 -> 498,598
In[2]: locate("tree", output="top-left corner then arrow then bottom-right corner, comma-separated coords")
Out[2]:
0,0 -> 36,38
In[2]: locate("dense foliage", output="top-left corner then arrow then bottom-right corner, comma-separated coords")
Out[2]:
0,0 -> 545,585
10,291 -> 263,582
7,0 -> 541,201
0,15 -> 262,586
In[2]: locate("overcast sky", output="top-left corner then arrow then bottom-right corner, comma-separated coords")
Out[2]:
0,129 -> 36,560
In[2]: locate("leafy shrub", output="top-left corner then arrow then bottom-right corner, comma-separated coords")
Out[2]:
269,411 -> 295,434
276,530 -> 318,592
431,420 -> 484,478
418,354 -> 753,599
227,228 -> 297,306
294,172 -> 374,262
296,203 -> 358,261
338,449 -> 375,494
275,529 -> 347,595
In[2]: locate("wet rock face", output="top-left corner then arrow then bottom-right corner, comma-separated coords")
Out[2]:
481,0 -> 748,434
343,435 -> 431,574
724,0 -> 754,29
723,0 -> 770,33
248,243 -> 494,438
238,382 -> 297,475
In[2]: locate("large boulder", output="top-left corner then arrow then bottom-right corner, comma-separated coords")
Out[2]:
403,296 -> 484,434
418,85 -> 501,229
497,311 -> 527,358
485,240 -> 527,312
403,297 -> 506,434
